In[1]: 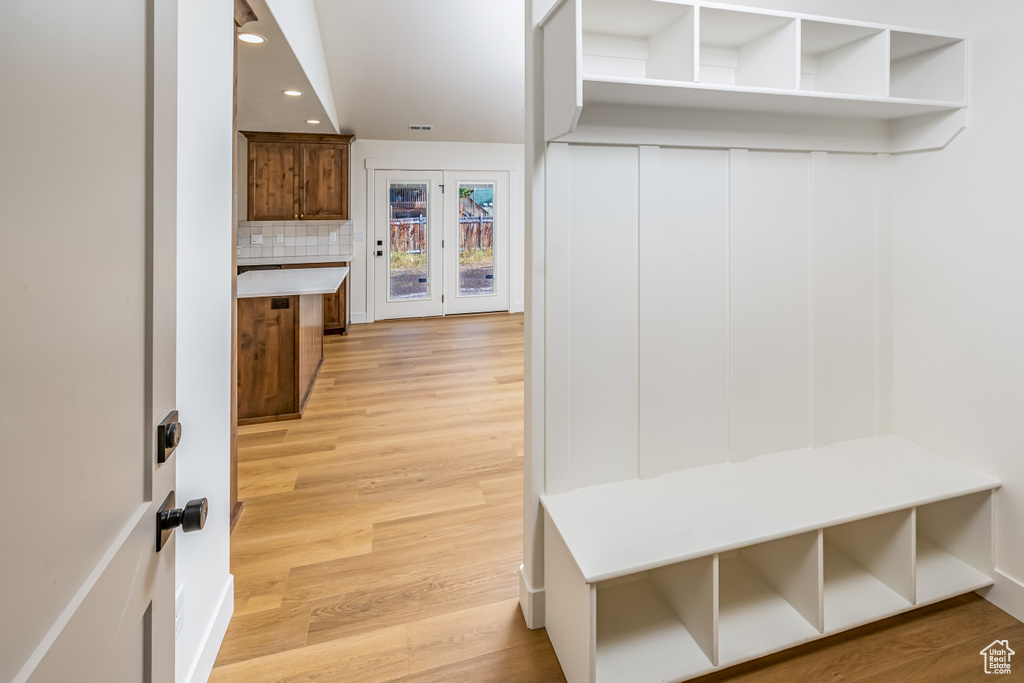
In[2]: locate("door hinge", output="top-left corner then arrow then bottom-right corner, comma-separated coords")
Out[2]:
442,239 -> 444,248
442,295 -> 445,302
440,184 -> 444,193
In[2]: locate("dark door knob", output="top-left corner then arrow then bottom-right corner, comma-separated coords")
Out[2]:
156,493 -> 208,551
160,498 -> 208,533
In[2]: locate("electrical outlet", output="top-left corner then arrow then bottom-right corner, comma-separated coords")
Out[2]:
277,233 -> 284,243
251,234 -> 263,245
174,586 -> 185,641
354,232 -> 364,241
329,232 -> 337,243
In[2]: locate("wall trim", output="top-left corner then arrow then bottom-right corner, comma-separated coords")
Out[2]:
364,157 -> 520,171
519,564 -> 546,629
978,570 -> 1024,624
182,575 -> 234,683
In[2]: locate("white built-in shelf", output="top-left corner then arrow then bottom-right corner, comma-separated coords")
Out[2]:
543,436 -> 997,583
542,436 -> 999,683
542,0 -> 968,152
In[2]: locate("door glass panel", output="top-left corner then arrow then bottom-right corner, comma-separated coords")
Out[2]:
458,183 -> 495,297
388,182 -> 429,301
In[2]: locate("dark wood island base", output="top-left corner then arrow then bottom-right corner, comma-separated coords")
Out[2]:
237,292 -> 324,425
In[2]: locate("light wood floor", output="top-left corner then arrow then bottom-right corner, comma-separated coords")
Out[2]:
211,312 -> 1021,683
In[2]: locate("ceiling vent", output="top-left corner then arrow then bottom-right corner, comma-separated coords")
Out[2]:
409,124 -> 433,131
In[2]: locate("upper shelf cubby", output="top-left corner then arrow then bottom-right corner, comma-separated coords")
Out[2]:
699,8 -> 797,89
890,31 -> 967,102
541,0 -> 969,152
801,21 -> 887,97
581,0 -> 696,82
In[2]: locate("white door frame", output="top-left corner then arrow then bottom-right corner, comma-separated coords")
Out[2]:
364,157 -> 520,324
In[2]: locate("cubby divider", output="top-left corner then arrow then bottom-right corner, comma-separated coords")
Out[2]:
718,532 -> 821,665
823,510 -> 914,631
915,492 -> 994,604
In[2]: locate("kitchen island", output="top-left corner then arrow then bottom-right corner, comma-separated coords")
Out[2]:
237,267 -> 348,425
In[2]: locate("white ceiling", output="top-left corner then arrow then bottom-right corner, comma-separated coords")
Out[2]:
311,0 -> 525,143
236,0 -> 336,134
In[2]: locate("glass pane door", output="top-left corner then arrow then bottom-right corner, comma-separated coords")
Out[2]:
374,170 -> 443,321
443,171 -> 510,316
388,181 -> 430,301
458,183 -> 496,297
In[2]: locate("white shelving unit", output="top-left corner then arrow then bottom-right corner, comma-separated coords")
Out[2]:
543,437 -> 999,683
542,0 -> 968,152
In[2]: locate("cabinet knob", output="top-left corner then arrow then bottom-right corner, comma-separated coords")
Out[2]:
300,214 -> 304,218
294,214 -> 298,218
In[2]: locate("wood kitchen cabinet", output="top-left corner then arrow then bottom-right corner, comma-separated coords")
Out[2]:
281,262 -> 348,335
242,132 -> 353,221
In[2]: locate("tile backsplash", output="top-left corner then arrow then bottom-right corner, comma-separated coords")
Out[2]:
237,220 -> 355,260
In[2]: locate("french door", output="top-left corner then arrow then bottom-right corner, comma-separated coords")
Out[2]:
373,169 -> 510,320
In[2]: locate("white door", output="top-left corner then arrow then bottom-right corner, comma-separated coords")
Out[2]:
373,171 -> 445,319
2,2 -> 181,682
442,171 -> 511,315
374,170 -> 510,320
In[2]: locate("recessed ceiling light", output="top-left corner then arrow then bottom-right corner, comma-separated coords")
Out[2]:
306,119 -> 320,124
237,33 -> 266,44
283,90 -> 303,97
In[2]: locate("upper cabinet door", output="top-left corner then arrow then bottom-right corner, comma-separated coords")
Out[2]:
301,143 -> 349,220
249,140 -> 300,220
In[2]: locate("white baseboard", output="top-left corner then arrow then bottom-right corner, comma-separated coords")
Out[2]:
351,312 -> 368,324
183,575 -> 234,683
511,301 -> 525,314
519,564 -> 545,629
978,569 -> 1024,623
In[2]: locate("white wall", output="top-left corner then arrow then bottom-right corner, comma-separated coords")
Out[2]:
175,1 -> 235,681
543,145 -> 890,493
890,0 -> 1024,620
350,139 -> 526,322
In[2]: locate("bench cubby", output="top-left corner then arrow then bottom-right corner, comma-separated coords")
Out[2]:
542,437 -> 999,683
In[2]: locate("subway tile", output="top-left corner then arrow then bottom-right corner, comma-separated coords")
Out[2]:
285,225 -> 295,238
273,246 -> 284,257
317,224 -> 329,237
284,247 -> 296,257
318,235 -> 329,246
328,246 -> 341,256
285,237 -> 296,247
317,246 -> 329,256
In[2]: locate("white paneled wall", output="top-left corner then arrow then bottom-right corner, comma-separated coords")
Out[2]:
546,144 -> 892,492
639,147 -> 730,477
729,150 -> 812,461
810,153 -> 889,446
546,144 -> 640,493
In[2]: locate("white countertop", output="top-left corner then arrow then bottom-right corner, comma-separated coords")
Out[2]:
238,267 -> 348,299
237,254 -> 351,267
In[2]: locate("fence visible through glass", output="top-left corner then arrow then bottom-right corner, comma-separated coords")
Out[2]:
458,183 -> 495,297
388,182 -> 430,301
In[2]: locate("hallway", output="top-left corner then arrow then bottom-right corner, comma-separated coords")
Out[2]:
210,313 -> 564,681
